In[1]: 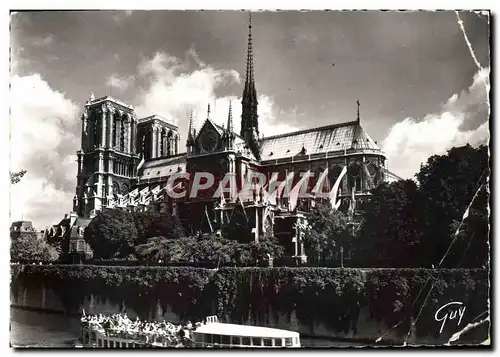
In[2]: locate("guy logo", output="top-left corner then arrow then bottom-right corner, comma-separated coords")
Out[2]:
434,301 -> 466,334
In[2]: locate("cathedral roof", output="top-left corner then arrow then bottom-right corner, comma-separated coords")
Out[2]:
10,221 -> 35,232
69,218 -> 91,239
138,114 -> 178,129
138,153 -> 187,181
87,96 -> 134,110
259,121 -> 382,161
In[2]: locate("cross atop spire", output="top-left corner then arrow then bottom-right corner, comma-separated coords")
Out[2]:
227,101 -> 233,132
207,103 -> 211,119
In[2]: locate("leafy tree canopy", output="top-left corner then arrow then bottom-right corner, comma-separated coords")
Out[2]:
135,233 -> 283,267
301,205 -> 355,265
132,211 -> 185,245
84,208 -> 138,260
11,233 -> 59,263
10,170 -> 27,184
359,180 -> 424,267
357,144 -> 489,268
415,145 -> 489,267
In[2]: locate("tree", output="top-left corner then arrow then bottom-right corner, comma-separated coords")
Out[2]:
84,208 -> 138,259
301,205 -> 355,266
357,144 -> 489,268
249,235 -> 285,264
10,170 -> 27,184
145,212 -> 185,240
132,211 -> 185,245
11,233 -> 59,263
444,185 -> 489,268
135,236 -> 186,264
359,180 -> 424,267
416,144 -> 489,268
134,233 -> 283,267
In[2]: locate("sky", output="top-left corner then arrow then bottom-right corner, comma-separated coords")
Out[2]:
9,10 -> 490,229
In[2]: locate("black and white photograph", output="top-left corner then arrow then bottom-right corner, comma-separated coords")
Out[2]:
8,9 -> 491,348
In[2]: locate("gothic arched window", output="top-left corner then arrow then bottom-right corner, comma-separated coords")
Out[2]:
113,117 -> 119,148
121,183 -> 129,196
94,113 -> 102,148
348,163 -> 362,192
120,115 -> 126,152
113,181 -> 120,199
160,129 -> 166,156
174,133 -> 179,155
167,130 -> 173,156
329,165 -> 344,193
365,162 -> 379,187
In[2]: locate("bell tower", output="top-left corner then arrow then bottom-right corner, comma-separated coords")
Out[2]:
137,115 -> 180,160
74,95 -> 140,217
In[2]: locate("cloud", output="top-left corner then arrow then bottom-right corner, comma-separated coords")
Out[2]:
10,74 -> 79,229
137,52 -> 185,78
106,73 -> 135,91
31,34 -> 54,47
134,51 -> 240,135
382,67 -> 490,180
113,10 -> 134,23
208,95 -> 298,138
186,46 -> 205,68
133,50 -> 292,152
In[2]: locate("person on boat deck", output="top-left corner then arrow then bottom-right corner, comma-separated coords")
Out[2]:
81,312 -> 204,346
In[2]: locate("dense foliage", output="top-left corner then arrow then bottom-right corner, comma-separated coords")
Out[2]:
84,209 -> 138,259
132,212 -> 185,245
84,209 -> 186,260
301,207 -> 356,266
135,233 -> 284,267
416,144 -> 489,268
11,264 -> 488,344
359,180 -> 424,267
11,234 -> 59,263
11,264 -> 215,321
355,144 -> 489,268
10,169 -> 27,184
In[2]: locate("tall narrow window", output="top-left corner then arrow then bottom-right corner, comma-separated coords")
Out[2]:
167,131 -> 173,156
113,118 -> 118,147
120,118 -> 125,151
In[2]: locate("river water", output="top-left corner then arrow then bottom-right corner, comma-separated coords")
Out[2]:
10,307 -> 366,348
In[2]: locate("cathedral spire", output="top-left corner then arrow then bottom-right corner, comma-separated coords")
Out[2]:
188,110 -> 194,134
241,11 -> 260,160
243,12 -> 257,105
356,99 -> 360,123
187,109 -> 194,147
227,101 -> 233,132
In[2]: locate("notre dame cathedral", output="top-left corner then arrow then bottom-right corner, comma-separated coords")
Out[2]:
73,15 -> 392,259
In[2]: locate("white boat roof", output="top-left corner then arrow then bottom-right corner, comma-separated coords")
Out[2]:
193,323 -> 299,339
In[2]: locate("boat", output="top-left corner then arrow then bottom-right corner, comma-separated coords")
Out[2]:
191,316 -> 301,348
78,314 -> 300,348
